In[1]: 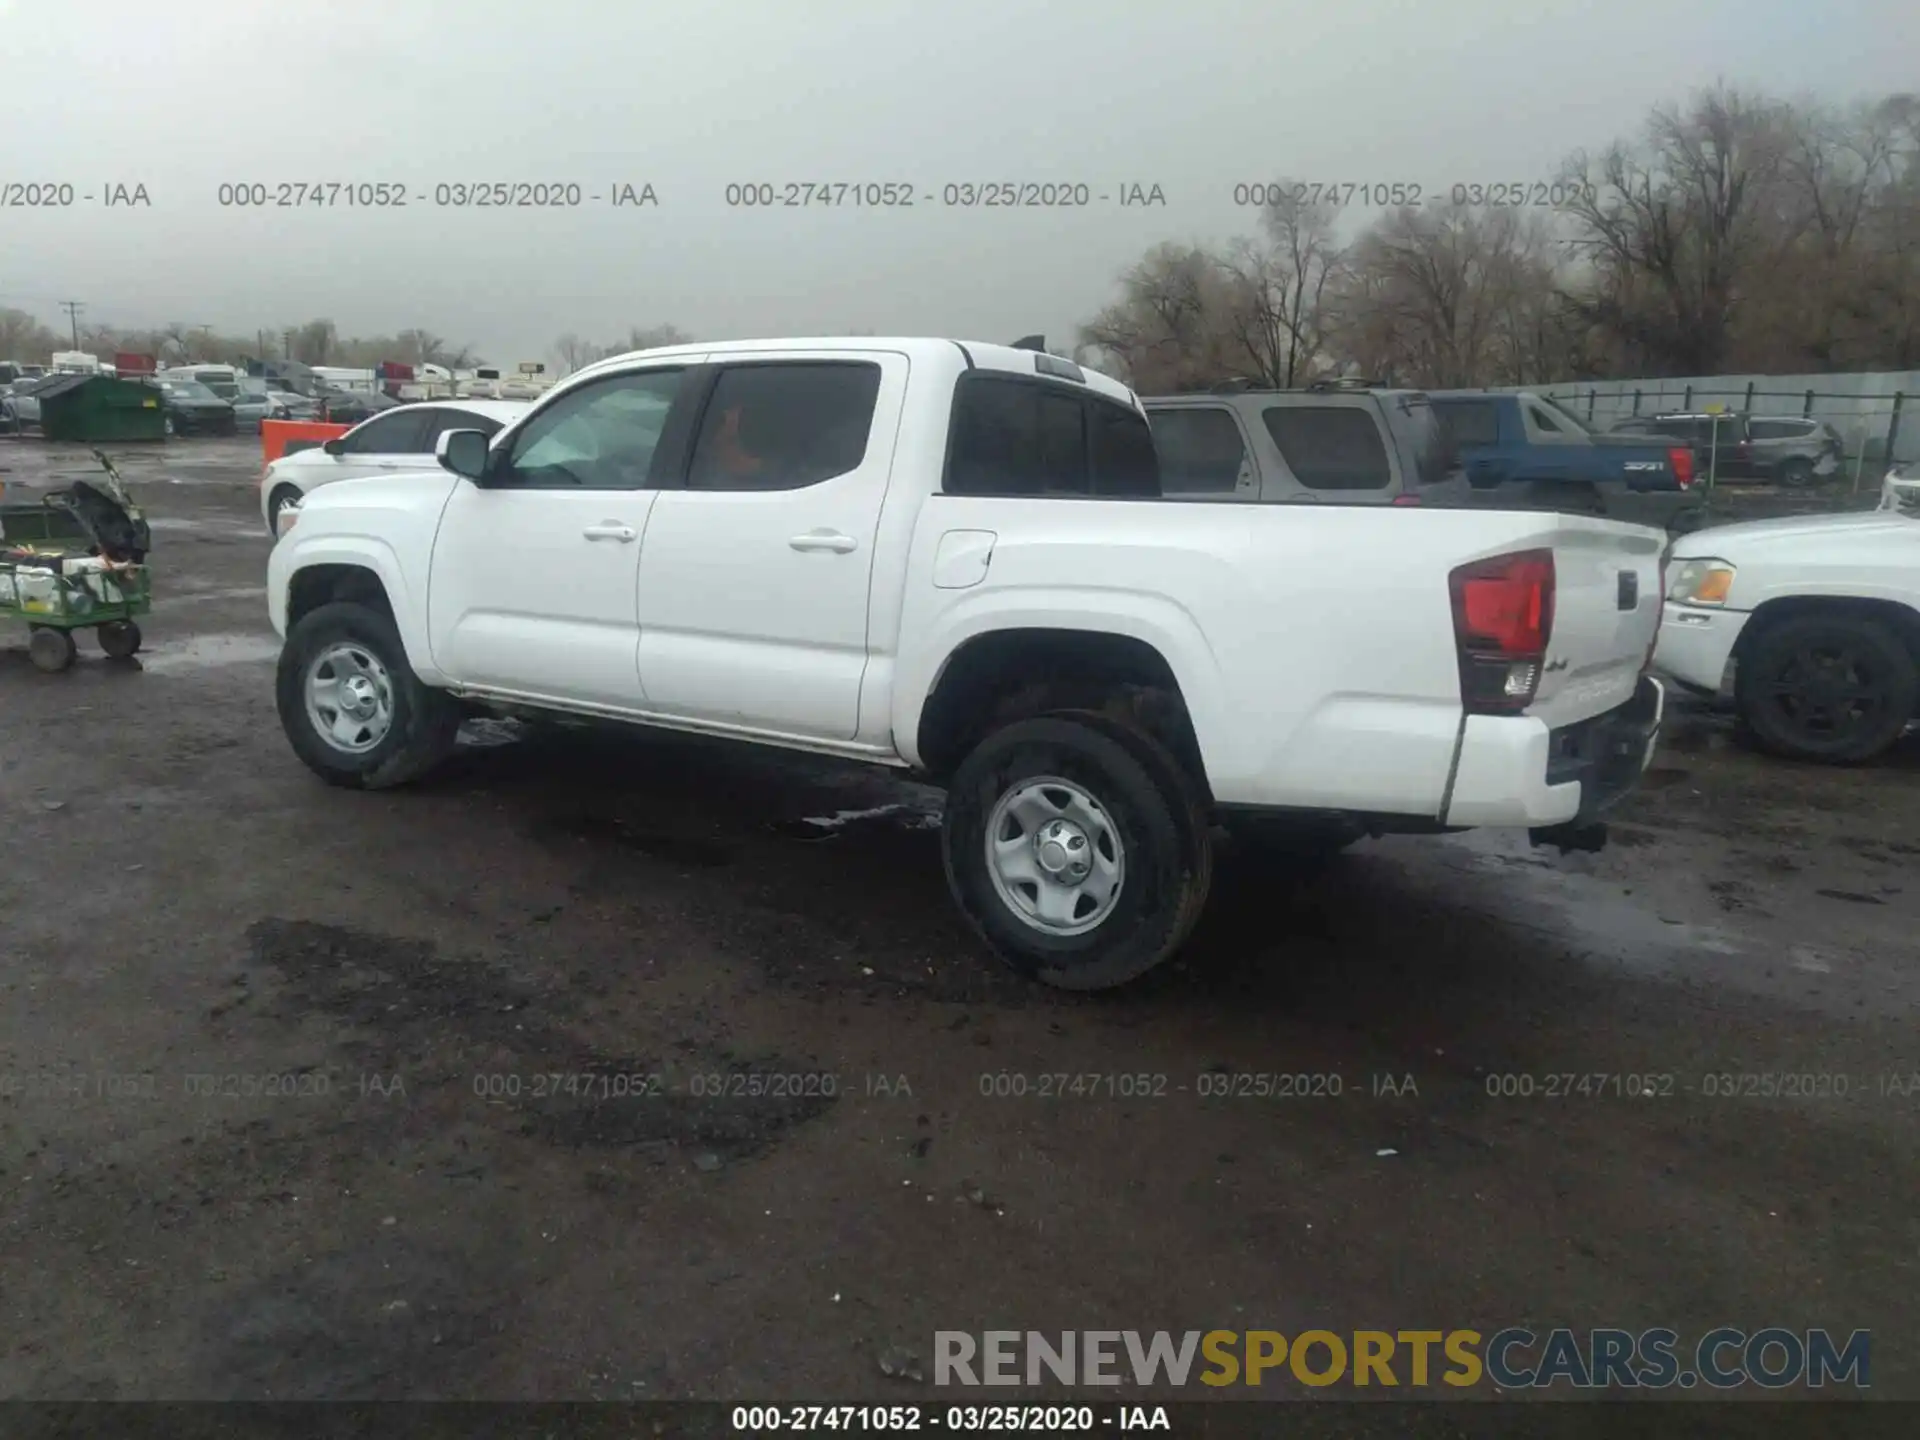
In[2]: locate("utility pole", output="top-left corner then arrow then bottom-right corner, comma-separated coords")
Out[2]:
58,300 -> 83,350
192,324 -> 212,360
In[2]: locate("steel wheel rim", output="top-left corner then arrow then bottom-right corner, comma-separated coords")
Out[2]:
1764,639 -> 1888,746
984,775 -> 1125,936
305,641 -> 395,754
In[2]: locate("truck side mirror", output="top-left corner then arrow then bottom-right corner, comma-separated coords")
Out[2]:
438,428 -> 490,482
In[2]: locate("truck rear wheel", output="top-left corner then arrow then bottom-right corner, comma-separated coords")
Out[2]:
276,600 -> 460,789
942,714 -> 1212,991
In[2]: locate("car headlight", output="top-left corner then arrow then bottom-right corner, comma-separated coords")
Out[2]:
1667,557 -> 1736,606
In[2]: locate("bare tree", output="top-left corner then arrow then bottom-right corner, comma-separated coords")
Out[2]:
625,323 -> 693,350
292,319 -> 338,365
1558,85 -> 1795,374
1077,242 -> 1239,392
553,333 -> 600,372
0,308 -> 61,361
1332,203 -> 1563,388
1212,184 -> 1347,387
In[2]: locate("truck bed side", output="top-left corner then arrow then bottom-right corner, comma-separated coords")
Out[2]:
891,499 -> 1663,818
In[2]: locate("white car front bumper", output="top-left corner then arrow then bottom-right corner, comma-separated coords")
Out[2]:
1653,602 -> 1748,697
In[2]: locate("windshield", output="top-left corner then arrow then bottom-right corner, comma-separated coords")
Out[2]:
163,380 -> 221,402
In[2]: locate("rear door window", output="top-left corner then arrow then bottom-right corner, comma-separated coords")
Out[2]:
1261,405 -> 1391,491
1750,419 -> 1811,441
1148,407 -> 1250,495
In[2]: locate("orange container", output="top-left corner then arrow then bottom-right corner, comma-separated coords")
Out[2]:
261,418 -> 351,465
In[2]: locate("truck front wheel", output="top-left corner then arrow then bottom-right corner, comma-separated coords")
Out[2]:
942,714 -> 1212,991
276,600 -> 460,789
1734,613 -> 1917,764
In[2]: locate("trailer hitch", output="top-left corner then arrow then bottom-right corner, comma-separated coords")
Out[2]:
1529,820 -> 1609,854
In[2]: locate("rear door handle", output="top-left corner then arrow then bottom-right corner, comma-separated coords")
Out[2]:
583,522 -> 637,542
790,530 -> 857,553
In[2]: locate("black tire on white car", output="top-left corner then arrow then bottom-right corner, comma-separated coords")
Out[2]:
266,484 -> 302,536
942,712 -> 1213,991
1735,613 -> 1917,764
276,601 -> 461,789
1777,458 -> 1815,488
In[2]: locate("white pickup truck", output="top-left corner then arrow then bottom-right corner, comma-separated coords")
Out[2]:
1655,496 -> 1918,763
267,337 -> 1667,990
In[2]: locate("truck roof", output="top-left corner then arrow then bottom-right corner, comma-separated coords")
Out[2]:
569,336 -> 1143,411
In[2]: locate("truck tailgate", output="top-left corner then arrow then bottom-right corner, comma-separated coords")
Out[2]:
1528,518 -> 1666,729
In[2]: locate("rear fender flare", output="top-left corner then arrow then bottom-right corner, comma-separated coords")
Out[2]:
896,590 -> 1228,775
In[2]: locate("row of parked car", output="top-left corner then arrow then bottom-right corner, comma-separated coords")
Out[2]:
0,367 -> 409,437
1143,383 -> 1853,532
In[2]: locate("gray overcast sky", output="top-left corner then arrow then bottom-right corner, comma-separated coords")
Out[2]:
1,0 -> 1912,366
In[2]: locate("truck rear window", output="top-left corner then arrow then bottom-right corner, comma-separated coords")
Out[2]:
1261,406 -> 1390,490
945,375 -> 1160,498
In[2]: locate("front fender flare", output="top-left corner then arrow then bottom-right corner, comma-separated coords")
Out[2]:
272,533 -> 443,685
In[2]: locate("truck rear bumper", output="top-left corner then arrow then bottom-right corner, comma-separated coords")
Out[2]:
1444,676 -> 1665,830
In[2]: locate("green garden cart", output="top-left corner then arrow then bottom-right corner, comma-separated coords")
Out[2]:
0,450 -> 153,673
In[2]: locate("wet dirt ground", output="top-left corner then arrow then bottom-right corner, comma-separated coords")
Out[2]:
1,439 -> 1916,1417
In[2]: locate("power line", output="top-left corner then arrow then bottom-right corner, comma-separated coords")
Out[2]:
58,299 -> 84,350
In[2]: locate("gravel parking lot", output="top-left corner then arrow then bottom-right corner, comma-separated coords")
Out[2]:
1,438 -> 1916,1413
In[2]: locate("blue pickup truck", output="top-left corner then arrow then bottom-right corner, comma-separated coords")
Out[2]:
1428,390 -> 1702,531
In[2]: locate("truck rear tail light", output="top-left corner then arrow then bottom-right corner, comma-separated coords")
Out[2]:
1449,548 -> 1555,714
1668,446 -> 1695,488
1391,494 -> 1421,506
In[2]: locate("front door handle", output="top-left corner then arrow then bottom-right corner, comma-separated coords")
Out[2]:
583,522 -> 637,542
789,530 -> 857,553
